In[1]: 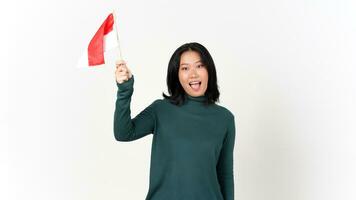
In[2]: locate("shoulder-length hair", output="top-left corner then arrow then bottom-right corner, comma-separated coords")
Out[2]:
162,42 -> 220,106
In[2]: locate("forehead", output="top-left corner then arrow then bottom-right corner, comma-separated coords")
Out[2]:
180,51 -> 202,64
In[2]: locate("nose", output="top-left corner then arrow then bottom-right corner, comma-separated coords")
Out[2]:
190,68 -> 198,78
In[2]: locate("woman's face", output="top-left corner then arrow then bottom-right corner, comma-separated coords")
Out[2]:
178,50 -> 209,97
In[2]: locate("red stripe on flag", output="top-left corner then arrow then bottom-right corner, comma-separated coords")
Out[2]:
88,13 -> 114,66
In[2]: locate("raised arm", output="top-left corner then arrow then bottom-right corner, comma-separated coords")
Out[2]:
113,60 -> 157,141
114,75 -> 157,141
216,114 -> 236,200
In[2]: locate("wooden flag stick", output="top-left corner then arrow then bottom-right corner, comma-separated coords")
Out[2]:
112,9 -> 123,60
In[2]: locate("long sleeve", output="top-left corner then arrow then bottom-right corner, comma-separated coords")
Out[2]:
216,114 -> 236,200
113,75 -> 157,141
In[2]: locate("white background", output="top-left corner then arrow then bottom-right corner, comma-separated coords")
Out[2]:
3,0 -> 356,199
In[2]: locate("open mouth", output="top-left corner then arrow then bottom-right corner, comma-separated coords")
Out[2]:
189,81 -> 201,91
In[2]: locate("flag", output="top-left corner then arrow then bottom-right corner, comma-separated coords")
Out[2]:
77,13 -> 118,68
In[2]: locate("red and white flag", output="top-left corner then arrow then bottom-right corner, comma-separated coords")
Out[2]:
77,12 -> 120,68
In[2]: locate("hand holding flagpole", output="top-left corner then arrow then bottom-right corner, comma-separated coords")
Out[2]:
112,9 -> 132,84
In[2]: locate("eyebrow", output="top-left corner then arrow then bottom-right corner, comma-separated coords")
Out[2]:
180,60 -> 202,66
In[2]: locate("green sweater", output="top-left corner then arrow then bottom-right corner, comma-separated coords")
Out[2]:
114,75 -> 236,200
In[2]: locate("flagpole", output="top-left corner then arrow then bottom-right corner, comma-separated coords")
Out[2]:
112,10 -> 123,60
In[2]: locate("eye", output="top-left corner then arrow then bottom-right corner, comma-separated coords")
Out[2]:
197,64 -> 204,68
181,66 -> 188,70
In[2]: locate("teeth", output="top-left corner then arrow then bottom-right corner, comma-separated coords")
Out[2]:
189,81 -> 201,85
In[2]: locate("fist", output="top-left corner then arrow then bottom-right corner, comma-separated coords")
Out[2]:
115,60 -> 132,84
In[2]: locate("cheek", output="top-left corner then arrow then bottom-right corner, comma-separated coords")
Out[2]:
178,71 -> 187,82
178,72 -> 186,86
200,70 -> 209,84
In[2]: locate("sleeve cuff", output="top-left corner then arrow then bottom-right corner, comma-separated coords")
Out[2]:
116,75 -> 134,91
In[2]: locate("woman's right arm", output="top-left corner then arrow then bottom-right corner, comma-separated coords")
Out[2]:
113,61 -> 157,141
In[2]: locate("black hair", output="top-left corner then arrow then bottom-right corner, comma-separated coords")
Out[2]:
162,42 -> 220,106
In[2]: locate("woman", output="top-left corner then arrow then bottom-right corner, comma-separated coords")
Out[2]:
114,42 -> 236,200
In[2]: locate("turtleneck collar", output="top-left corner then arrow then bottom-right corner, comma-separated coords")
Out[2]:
184,93 -> 207,103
